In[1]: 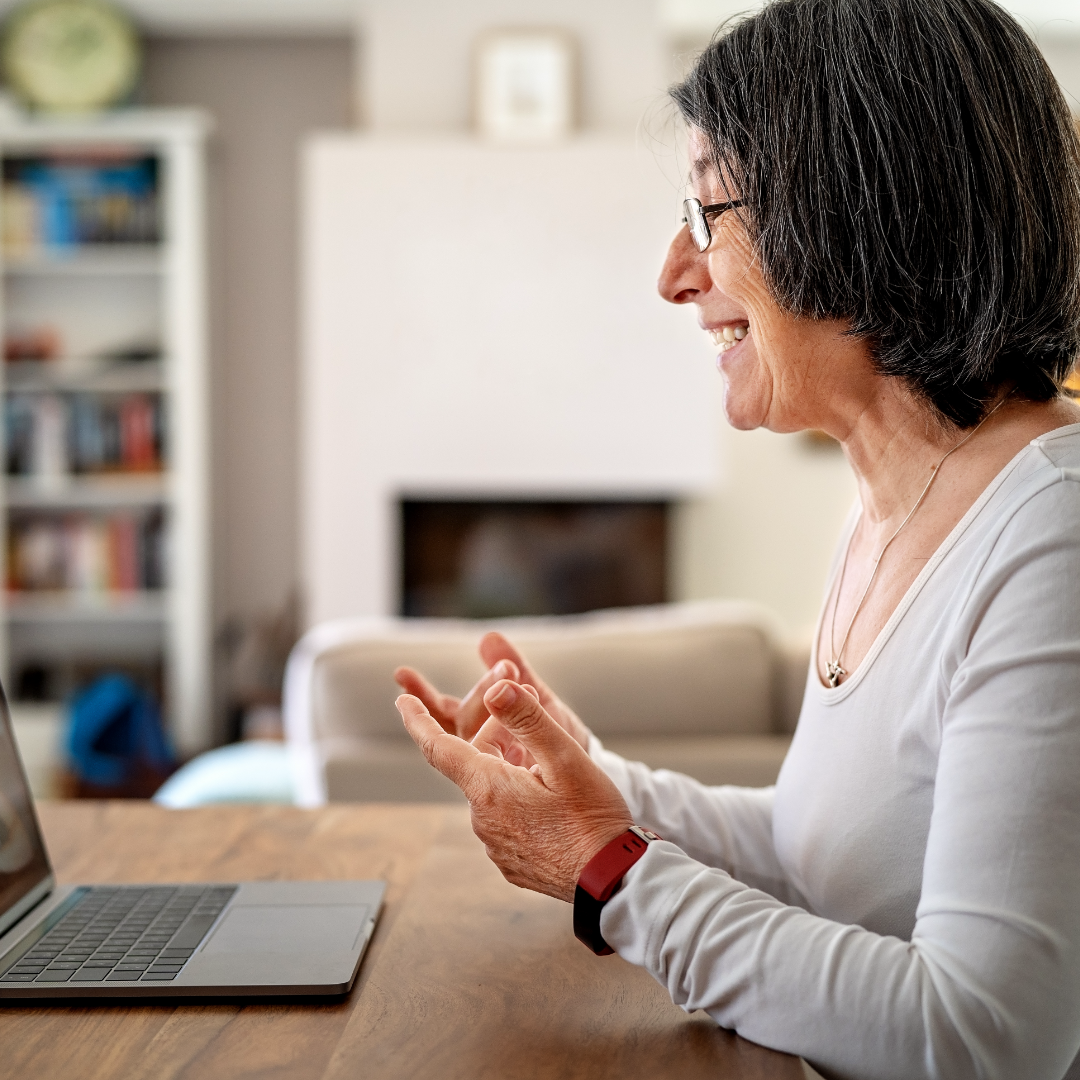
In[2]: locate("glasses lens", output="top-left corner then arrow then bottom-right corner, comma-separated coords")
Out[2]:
683,199 -> 710,252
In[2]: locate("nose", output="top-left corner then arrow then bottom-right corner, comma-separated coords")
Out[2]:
658,226 -> 712,305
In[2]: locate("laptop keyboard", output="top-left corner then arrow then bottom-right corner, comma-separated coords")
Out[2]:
0,885 -> 236,985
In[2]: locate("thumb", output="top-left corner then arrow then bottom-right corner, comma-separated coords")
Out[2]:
482,680 -> 583,781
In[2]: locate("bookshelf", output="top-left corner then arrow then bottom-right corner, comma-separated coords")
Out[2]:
0,109 -> 211,756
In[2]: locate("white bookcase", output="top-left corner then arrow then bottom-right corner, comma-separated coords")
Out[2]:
0,109 -> 211,756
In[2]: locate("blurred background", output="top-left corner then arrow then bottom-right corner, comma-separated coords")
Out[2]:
0,0 -> 1074,801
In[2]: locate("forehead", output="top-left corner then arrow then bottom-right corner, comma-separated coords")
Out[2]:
690,156 -> 715,184
687,129 -> 714,176
686,129 -> 727,194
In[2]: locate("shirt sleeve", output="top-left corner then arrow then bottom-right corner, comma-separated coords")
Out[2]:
600,477 -> 1080,1080
588,733 -> 807,905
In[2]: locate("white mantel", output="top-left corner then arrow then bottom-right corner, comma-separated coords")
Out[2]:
299,134 -> 719,623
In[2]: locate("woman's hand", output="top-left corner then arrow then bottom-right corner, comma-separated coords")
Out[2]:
394,631 -> 592,754
396,679 -> 631,903
393,652 -> 520,740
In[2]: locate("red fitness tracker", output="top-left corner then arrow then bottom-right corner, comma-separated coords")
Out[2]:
573,825 -> 660,955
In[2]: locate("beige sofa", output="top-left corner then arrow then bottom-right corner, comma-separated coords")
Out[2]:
283,601 -> 811,806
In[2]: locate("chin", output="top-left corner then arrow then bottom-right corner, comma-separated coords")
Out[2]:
720,379 -> 769,431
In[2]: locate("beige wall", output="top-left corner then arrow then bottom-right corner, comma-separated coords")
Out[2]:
140,37 -> 352,638
1040,39 -> 1080,111
672,428 -> 855,639
356,0 -> 664,133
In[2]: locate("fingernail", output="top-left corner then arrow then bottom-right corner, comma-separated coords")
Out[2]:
494,660 -> 510,677
488,682 -> 516,708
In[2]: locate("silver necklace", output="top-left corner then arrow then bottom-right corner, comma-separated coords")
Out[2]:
825,396 -> 1011,688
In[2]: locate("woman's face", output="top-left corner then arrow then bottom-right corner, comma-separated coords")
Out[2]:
659,132 -> 862,434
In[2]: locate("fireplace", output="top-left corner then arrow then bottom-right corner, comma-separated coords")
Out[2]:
400,499 -> 668,619
302,138 -> 718,623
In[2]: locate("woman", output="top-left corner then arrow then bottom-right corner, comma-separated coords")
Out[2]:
394,1 -> 1080,1077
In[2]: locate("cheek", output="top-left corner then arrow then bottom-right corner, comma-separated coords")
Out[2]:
708,256 -> 789,364
708,246 -> 776,323
706,242 -> 747,298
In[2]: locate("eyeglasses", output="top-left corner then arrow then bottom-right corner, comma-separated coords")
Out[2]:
682,197 -> 745,253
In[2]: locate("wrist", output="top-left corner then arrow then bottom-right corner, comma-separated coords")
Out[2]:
573,825 -> 660,955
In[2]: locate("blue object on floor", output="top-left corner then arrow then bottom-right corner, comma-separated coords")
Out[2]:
152,741 -> 295,807
68,674 -> 174,787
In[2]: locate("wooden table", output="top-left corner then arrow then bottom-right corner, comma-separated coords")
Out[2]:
0,803 -> 806,1080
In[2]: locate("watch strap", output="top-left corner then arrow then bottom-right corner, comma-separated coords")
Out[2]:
573,886 -> 612,955
573,825 -> 660,955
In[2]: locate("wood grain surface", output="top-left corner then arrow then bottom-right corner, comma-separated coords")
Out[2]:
0,802 -> 806,1080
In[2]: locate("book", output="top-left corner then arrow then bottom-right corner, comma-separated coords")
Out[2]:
1,153 -> 160,252
8,511 -> 166,593
7,391 -> 164,477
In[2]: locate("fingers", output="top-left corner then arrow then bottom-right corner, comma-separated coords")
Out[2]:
482,680 -> 584,781
396,694 -> 485,791
393,667 -> 460,733
470,715 -> 521,760
478,633 -> 552,701
455,658 -> 520,739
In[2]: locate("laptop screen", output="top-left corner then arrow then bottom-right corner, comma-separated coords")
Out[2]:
0,686 -> 52,932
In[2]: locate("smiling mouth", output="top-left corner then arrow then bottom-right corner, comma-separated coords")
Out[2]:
708,324 -> 749,352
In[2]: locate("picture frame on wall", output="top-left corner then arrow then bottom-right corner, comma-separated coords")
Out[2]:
474,29 -> 577,143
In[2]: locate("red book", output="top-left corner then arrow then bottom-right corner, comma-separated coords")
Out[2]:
109,516 -> 139,592
119,395 -> 157,471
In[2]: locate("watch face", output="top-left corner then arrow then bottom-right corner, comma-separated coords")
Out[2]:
2,0 -> 141,112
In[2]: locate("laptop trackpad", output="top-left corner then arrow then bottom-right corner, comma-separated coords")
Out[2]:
203,904 -> 371,956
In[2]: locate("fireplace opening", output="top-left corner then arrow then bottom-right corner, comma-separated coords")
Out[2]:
400,499 -> 669,618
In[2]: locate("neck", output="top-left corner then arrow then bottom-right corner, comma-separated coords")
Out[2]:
826,382 -> 965,529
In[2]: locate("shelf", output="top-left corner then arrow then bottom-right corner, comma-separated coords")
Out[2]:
5,474 -> 169,509
0,112 -> 210,754
2,246 -> 164,276
5,359 -> 165,393
5,591 -> 167,622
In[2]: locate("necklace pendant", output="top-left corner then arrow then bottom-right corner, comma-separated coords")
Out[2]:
826,661 -> 846,688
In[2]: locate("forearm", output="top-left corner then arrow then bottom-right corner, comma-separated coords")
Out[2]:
602,843 -> 1080,1080
588,734 -> 804,904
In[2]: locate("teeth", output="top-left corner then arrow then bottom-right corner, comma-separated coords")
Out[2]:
708,324 -> 749,349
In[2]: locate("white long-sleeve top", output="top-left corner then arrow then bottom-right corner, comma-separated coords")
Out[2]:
592,424 -> 1080,1080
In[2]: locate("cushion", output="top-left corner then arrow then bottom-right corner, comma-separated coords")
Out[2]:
317,733 -> 791,802
306,601 -> 782,746
153,741 -> 295,807
601,735 -> 792,789
323,740 -> 466,803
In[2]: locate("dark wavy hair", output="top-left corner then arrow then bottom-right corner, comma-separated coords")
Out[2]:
671,0 -> 1080,427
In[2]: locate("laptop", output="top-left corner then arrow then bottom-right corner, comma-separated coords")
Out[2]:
0,684 -> 385,999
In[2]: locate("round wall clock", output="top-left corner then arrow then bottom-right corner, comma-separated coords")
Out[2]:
2,0 -> 141,112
